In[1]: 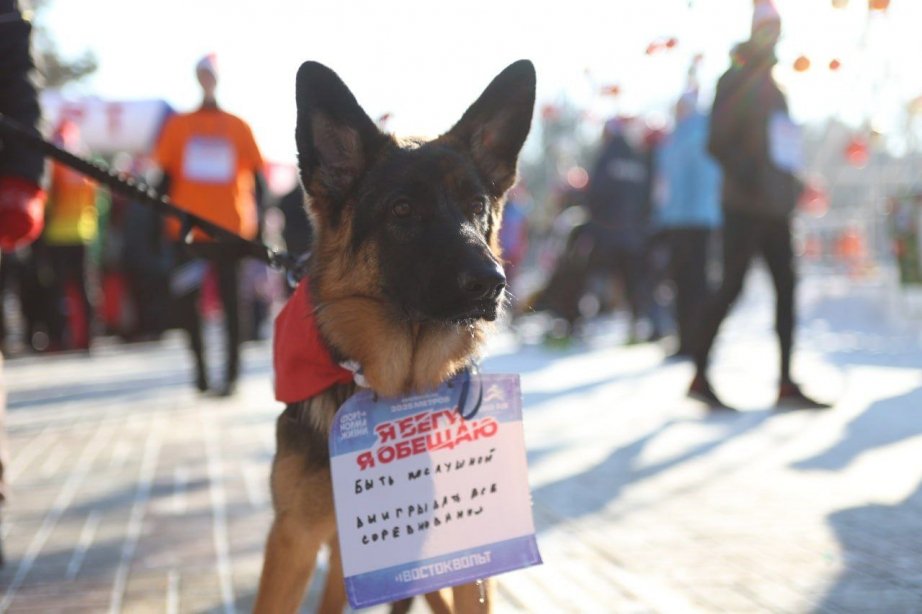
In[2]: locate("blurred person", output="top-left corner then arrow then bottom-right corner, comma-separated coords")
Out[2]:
239,258 -> 272,341
153,53 -> 266,396
640,124 -> 670,343
524,185 -> 589,331
97,153 -> 133,338
276,183 -> 312,297
0,3 -> 44,256
121,197 -> 170,341
689,0 -> 828,410
654,90 -> 722,358
586,116 -> 655,343
277,183 -> 313,258
0,0 -> 48,564
499,185 -> 529,297
0,245 -> 55,352
43,119 -> 98,351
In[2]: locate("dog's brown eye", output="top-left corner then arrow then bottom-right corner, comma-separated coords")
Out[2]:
392,200 -> 412,218
471,198 -> 487,216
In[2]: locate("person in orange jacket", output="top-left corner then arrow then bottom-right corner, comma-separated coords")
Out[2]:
153,54 -> 266,396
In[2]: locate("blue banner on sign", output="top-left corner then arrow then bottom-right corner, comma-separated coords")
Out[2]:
344,535 -> 542,609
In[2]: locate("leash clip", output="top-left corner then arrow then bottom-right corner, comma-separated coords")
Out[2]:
454,363 -> 484,420
283,251 -> 312,288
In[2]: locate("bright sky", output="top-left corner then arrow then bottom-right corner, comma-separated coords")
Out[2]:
40,0 -> 922,163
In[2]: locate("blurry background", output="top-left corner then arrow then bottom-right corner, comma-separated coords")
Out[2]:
28,0 -> 922,305
2,1 -> 922,612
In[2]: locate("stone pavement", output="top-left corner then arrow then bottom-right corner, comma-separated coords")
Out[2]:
1,270 -> 922,613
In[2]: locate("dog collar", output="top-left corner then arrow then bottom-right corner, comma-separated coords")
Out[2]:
273,278 -> 356,403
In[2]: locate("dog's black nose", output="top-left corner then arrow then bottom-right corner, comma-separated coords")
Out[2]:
458,262 -> 506,301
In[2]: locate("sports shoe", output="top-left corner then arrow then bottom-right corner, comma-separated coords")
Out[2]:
216,380 -> 237,398
195,372 -> 209,394
688,373 -> 737,412
776,382 -> 831,410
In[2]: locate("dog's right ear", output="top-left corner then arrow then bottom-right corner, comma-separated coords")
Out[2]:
295,62 -> 389,216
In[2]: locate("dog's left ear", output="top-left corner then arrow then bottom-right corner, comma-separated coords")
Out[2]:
294,61 -> 390,213
443,60 -> 536,196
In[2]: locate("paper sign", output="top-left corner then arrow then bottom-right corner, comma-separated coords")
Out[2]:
768,111 -> 804,173
329,373 -> 541,609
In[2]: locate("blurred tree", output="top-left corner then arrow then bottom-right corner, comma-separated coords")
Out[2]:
27,0 -> 98,87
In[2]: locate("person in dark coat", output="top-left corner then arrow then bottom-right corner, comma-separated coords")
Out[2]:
688,0 -> 828,410
0,0 -> 47,564
277,183 -> 313,257
277,183 -> 313,297
586,117 -> 653,343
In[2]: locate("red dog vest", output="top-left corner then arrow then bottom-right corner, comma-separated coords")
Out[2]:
273,278 -> 354,404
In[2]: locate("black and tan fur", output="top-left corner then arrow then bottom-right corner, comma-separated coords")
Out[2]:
254,60 -> 536,613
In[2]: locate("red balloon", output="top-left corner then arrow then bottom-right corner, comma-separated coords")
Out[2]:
829,58 -> 842,71
798,182 -> 829,216
793,55 -> 811,72
845,137 -> 869,167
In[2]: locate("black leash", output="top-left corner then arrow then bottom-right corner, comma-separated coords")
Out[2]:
0,112 -> 303,277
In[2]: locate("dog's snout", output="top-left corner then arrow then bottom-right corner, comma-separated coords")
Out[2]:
458,262 -> 506,301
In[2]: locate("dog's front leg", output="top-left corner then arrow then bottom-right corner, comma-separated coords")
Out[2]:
424,589 -> 454,613
317,533 -> 347,614
254,510 -> 335,614
452,579 -> 493,613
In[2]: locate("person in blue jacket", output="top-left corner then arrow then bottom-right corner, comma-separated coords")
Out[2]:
654,91 -> 721,358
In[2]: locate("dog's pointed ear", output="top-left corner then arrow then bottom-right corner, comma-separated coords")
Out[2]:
443,60 -> 536,196
295,62 -> 389,212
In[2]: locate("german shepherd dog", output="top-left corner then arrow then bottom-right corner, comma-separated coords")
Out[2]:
254,60 -> 536,613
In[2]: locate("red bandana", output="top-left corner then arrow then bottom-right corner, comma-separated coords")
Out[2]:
273,278 -> 355,404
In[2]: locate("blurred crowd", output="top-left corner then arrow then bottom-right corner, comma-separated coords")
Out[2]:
0,0 -> 912,409
0,50 -> 310,398
508,0 -> 839,410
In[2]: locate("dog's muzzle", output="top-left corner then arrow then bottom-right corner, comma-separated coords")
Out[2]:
451,260 -> 506,322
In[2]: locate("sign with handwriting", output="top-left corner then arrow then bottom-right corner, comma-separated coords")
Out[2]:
329,372 -> 541,608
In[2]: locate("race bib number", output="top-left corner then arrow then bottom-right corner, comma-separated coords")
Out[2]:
768,112 -> 804,173
329,372 -> 541,609
182,137 -> 235,183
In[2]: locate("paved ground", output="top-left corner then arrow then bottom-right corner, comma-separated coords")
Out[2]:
1,269 -> 921,613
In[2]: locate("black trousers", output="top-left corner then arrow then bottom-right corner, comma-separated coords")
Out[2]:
173,244 -> 241,385
47,244 -> 93,349
668,227 -> 711,354
693,210 -> 795,382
